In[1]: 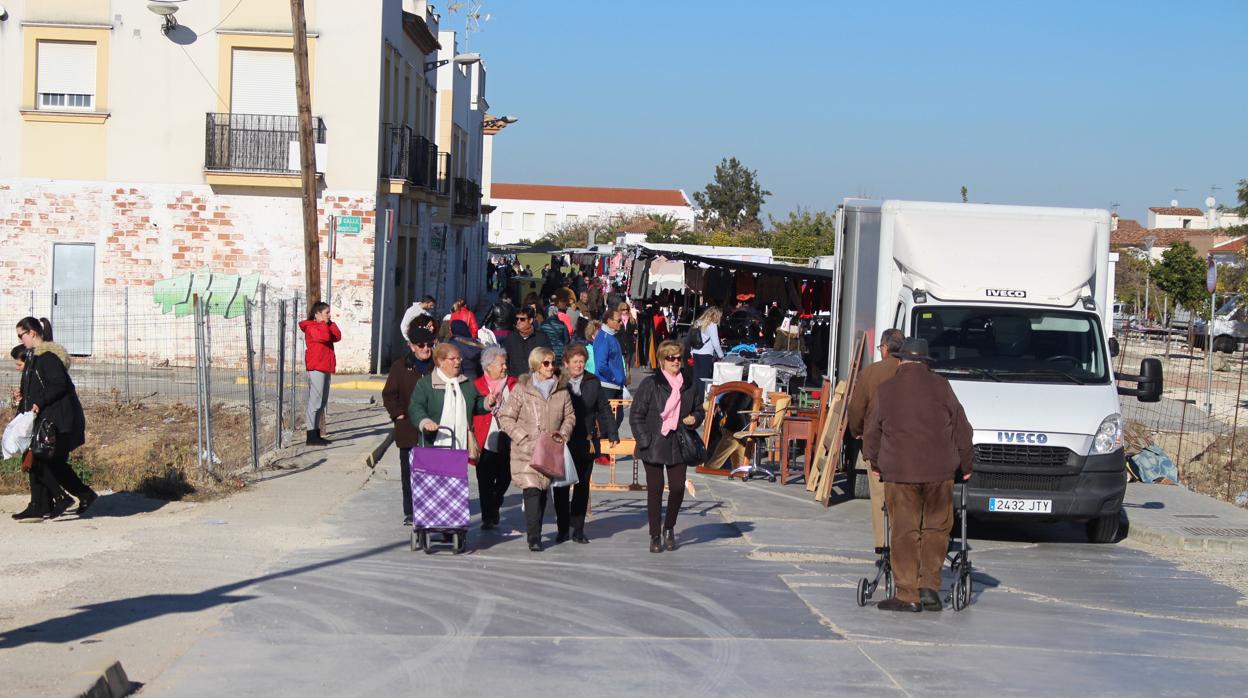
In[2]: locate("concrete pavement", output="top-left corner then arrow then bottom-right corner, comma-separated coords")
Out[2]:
146,450 -> 1248,696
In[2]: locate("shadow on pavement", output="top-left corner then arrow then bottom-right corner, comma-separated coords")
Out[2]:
0,541 -> 403,649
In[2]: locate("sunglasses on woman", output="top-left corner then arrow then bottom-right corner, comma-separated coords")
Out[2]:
540,360 -> 554,367
663,355 -> 681,363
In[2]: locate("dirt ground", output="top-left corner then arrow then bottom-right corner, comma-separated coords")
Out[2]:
0,398 -> 252,501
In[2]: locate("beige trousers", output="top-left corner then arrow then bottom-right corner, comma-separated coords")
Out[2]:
867,463 -> 887,549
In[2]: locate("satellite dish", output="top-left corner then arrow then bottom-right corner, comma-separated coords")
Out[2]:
1206,196 -> 1216,209
1170,199 -> 1179,207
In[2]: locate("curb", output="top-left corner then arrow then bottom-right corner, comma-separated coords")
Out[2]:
1126,522 -> 1248,558
74,661 -> 132,698
365,433 -> 394,469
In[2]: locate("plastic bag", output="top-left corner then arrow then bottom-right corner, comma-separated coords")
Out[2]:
1127,446 -> 1179,484
2,411 -> 36,459
551,444 -> 580,488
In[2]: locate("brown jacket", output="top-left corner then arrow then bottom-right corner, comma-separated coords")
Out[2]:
497,376 -> 575,490
862,362 -> 974,483
382,353 -> 432,448
848,355 -> 900,438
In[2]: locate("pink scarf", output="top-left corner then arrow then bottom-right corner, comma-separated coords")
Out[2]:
486,375 -> 507,414
659,369 -> 684,436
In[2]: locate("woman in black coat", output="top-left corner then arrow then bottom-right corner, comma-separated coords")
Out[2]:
555,343 -> 620,544
13,317 -> 96,519
628,339 -> 705,553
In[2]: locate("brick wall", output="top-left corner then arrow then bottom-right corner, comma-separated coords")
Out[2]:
0,179 -> 379,372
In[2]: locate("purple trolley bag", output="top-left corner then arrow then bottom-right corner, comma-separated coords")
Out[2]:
409,427 -> 470,554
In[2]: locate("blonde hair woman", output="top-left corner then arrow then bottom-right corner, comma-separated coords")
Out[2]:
628,339 -> 705,553
498,346 -> 574,552
689,306 -> 724,387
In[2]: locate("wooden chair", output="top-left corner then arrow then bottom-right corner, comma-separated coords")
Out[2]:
594,438 -> 643,492
698,381 -> 763,478
776,379 -> 831,486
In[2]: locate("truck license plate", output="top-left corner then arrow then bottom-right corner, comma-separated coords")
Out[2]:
989,497 -> 1052,514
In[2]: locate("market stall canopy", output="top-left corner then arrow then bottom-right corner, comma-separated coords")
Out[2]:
644,249 -> 838,282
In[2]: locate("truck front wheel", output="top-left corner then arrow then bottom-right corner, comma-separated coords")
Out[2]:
1086,512 -> 1121,543
1214,335 -> 1237,354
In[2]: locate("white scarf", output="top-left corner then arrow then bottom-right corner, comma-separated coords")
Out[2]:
435,368 -> 470,450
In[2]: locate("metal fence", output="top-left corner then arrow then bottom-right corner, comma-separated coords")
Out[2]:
1,286 -> 308,477
1116,327 -> 1248,504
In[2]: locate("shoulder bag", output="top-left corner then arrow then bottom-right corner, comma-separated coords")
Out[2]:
674,426 -> 706,465
528,398 -> 566,480
30,366 -> 58,460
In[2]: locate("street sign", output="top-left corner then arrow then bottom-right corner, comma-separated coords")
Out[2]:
1207,255 -> 1217,294
336,215 -> 362,235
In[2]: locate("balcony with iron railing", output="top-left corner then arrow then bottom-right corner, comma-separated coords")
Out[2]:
452,177 -> 481,218
204,113 -> 326,173
381,125 -> 437,190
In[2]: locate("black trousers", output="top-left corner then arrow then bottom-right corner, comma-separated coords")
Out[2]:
399,447 -> 413,517
643,462 -> 687,537
25,459 -> 65,514
522,487 -> 548,544
554,442 -> 595,533
476,445 -> 511,525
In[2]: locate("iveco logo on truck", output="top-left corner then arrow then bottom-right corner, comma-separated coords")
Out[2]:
986,289 -> 1027,298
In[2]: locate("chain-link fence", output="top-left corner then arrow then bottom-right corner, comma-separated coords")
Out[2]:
1,285 -> 308,479
1116,326 -> 1248,504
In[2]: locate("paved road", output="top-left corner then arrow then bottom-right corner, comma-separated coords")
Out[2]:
148,464 -> 1248,696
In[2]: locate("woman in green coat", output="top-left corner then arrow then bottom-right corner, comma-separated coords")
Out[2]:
408,343 -> 492,453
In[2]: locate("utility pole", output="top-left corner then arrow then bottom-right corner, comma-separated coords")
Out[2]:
290,0 -> 320,310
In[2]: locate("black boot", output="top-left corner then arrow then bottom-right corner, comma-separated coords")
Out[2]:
306,429 -> 330,446
316,428 -> 333,445
649,536 -> 664,553
663,528 -> 677,551
523,488 -> 544,551
571,516 -> 589,543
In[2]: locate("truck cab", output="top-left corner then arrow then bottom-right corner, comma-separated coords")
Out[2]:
833,200 -> 1162,542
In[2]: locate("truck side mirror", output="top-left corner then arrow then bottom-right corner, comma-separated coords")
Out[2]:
1116,357 -> 1163,402
1108,337 -> 1120,357
1136,357 -> 1162,402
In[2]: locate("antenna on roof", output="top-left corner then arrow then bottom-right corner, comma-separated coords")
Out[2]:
1110,202 -> 1120,214
448,0 -> 489,50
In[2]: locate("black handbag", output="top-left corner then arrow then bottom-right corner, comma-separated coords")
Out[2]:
674,426 -> 707,465
31,417 -> 57,460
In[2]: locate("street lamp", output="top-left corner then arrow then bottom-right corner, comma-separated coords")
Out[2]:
1142,234 -> 1156,325
425,52 -> 481,72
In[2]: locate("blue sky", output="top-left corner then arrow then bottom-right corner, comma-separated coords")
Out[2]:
465,0 -> 1247,223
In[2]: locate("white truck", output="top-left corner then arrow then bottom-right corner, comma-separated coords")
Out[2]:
831,199 -> 1162,543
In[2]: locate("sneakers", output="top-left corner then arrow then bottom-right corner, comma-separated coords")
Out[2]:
919,588 -> 943,612
402,515 -> 412,527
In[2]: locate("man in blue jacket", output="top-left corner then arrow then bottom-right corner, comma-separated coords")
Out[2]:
593,308 -> 627,426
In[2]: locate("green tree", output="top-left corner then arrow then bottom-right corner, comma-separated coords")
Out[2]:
764,209 -> 836,260
960,185 -> 968,203
692,157 -> 771,232
1150,242 -> 1210,318
642,213 -> 698,244
1234,178 -> 1248,218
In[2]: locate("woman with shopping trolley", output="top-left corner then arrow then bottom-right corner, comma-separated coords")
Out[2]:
407,343 -> 494,548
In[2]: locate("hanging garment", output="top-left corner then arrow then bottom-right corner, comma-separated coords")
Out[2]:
629,258 -> 649,299
755,274 -> 790,309
734,271 -> 756,302
684,265 -> 705,295
703,267 -> 734,306
647,258 -> 686,294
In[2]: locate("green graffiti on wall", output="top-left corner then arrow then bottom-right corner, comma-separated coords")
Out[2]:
153,269 -> 261,318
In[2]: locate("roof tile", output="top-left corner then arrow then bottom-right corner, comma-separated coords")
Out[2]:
491,183 -> 689,207
1149,207 -> 1205,216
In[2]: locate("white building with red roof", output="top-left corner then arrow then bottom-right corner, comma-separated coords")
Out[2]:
486,183 -> 696,245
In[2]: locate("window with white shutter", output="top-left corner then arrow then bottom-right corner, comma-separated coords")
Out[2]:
37,41 -> 96,111
230,49 -> 296,115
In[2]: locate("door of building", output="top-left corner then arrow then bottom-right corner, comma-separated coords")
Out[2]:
51,243 -> 96,355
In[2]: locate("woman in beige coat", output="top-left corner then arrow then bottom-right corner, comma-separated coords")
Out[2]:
498,346 -> 575,552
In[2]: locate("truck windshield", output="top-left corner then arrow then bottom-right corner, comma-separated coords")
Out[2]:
911,306 -> 1109,384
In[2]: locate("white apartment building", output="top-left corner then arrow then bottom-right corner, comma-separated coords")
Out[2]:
0,0 -> 495,370
1147,204 -> 1246,230
487,184 -> 696,245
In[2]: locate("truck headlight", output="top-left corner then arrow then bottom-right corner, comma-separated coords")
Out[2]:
1092,413 -> 1123,454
